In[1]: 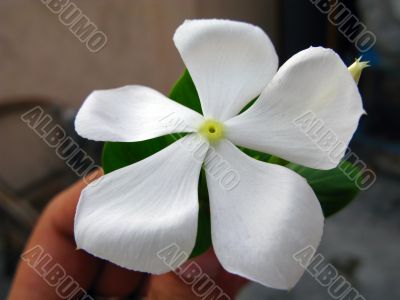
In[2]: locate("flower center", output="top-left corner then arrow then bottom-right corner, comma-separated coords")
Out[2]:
198,119 -> 224,143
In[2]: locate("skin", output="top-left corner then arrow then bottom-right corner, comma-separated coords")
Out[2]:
8,171 -> 247,299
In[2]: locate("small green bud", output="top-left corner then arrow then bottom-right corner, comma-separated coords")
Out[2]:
348,57 -> 370,84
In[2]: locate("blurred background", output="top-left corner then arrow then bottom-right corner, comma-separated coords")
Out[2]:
0,0 -> 399,299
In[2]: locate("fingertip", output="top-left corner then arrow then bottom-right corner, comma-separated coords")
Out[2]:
46,168 -> 104,238
91,263 -> 145,297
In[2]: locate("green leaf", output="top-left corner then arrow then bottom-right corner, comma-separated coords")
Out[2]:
190,169 -> 212,257
102,136 -> 172,174
286,160 -> 362,217
239,146 -> 272,162
267,155 -> 289,166
169,69 -> 202,114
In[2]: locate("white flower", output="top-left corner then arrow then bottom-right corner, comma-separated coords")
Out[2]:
74,19 -> 364,290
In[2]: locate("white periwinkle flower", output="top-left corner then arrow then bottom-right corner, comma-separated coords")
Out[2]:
74,19 -> 364,289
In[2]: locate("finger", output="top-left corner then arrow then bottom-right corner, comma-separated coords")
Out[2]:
8,173 -> 102,300
73,172 -> 145,297
91,263 -> 145,297
193,249 -> 248,296
147,248 -> 248,300
8,171 -> 144,299
52,171 -> 146,298
215,269 -> 249,297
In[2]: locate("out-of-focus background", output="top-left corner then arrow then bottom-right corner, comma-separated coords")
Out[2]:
0,0 -> 399,299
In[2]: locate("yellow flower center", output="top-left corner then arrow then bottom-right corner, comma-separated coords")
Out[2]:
198,119 -> 224,143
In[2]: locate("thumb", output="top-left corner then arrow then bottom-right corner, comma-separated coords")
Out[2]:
146,249 -> 248,300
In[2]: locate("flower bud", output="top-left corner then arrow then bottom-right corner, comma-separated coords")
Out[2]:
348,57 -> 370,84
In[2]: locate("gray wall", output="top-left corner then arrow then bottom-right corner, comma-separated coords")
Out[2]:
0,0 -> 279,108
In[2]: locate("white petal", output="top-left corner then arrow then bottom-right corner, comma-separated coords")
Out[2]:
75,85 -> 204,142
206,140 -> 324,289
174,19 -> 278,121
74,134 -> 209,273
225,47 -> 364,169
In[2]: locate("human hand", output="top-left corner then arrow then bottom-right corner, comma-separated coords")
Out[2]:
8,171 -> 247,300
